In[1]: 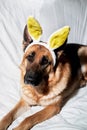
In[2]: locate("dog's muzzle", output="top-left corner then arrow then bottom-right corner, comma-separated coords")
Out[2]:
24,70 -> 42,86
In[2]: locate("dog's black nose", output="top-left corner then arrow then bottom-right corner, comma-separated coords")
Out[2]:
24,70 -> 42,86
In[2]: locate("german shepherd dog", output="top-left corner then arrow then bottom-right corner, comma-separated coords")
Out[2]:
0,24 -> 87,130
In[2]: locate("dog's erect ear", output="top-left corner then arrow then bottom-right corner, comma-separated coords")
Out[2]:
23,25 -> 33,43
23,25 -> 33,52
48,26 -> 70,50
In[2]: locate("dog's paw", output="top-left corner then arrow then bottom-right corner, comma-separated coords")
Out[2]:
0,127 -> 6,130
0,125 -> 7,130
13,122 -> 31,130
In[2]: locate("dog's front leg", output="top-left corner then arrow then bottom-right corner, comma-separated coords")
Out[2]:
0,98 -> 29,130
13,104 -> 61,130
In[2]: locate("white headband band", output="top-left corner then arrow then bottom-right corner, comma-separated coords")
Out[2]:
25,42 -> 56,66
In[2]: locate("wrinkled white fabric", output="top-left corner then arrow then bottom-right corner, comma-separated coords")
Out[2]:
0,0 -> 87,129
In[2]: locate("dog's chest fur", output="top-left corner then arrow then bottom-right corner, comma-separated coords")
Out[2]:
22,85 -> 63,106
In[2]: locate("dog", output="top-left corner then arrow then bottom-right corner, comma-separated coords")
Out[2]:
0,24 -> 87,130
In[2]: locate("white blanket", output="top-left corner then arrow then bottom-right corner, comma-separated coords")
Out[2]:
0,0 -> 87,129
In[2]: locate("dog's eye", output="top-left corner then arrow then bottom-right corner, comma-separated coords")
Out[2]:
40,56 -> 49,66
27,51 -> 35,62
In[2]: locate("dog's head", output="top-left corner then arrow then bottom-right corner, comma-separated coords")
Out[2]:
20,17 -> 70,94
21,30 -> 55,88
21,42 -> 54,87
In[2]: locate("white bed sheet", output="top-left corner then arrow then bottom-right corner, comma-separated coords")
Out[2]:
0,0 -> 87,129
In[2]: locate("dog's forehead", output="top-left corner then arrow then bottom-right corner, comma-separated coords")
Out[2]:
25,43 -> 51,55
24,42 -> 56,65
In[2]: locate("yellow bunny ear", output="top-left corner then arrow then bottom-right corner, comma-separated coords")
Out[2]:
48,26 -> 70,50
27,16 -> 42,41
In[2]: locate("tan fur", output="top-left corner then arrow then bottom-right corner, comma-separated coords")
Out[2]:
78,46 -> 87,81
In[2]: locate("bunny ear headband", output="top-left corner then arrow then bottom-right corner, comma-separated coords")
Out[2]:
26,16 -> 70,66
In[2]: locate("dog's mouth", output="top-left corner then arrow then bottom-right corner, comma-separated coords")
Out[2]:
24,71 -> 43,86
